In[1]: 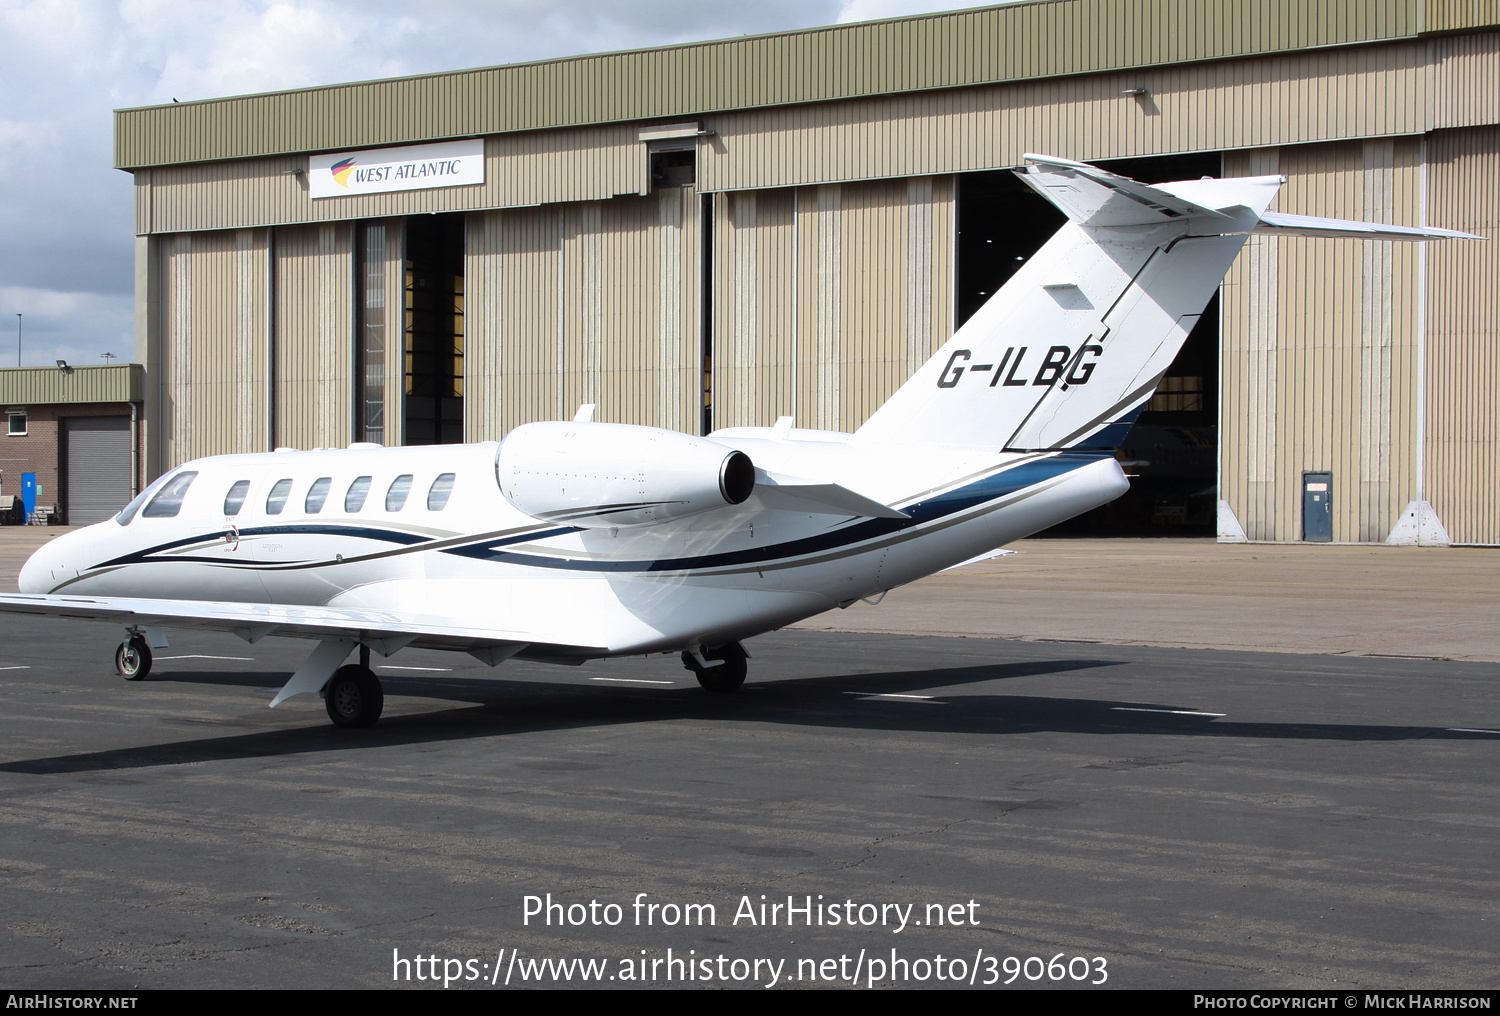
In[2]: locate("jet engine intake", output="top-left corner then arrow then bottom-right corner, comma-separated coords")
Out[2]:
495,421 -> 755,528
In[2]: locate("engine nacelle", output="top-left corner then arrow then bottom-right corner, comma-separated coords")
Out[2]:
495,421 -> 755,528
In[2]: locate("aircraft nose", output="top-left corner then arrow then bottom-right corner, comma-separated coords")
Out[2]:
17,530 -> 78,593
17,543 -> 51,593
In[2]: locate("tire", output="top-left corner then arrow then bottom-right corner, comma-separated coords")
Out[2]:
323,664 -> 384,728
115,636 -> 152,681
688,642 -> 747,694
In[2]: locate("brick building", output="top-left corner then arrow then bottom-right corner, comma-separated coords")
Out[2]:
0,364 -> 145,525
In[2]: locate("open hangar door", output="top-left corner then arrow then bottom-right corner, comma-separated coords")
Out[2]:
955,152 -> 1223,536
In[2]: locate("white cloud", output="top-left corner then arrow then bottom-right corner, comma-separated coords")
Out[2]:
135,1 -> 417,102
836,0 -> 965,23
0,0 -> 967,365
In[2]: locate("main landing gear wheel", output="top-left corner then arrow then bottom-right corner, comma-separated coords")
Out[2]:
682,642 -> 748,693
115,635 -> 152,681
324,664 -> 384,728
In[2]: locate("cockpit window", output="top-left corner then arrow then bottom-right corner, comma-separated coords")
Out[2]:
305,477 -> 332,514
116,471 -> 177,526
345,476 -> 372,513
265,478 -> 293,515
223,480 -> 251,517
385,475 -> 413,511
427,473 -> 455,511
141,471 -> 199,519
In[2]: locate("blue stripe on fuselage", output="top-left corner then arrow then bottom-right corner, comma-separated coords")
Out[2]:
96,524 -> 438,569
441,452 -> 1107,573
83,454 -> 1107,577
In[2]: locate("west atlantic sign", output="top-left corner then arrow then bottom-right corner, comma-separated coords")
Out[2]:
308,139 -> 485,199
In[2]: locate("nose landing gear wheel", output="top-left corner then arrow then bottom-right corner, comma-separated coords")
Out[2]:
682,641 -> 748,693
115,635 -> 152,681
324,664 -> 384,728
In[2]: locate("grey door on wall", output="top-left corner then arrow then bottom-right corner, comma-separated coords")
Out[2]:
1302,471 -> 1333,543
65,417 -> 132,525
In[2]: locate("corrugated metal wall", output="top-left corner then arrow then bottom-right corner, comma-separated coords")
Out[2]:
1425,0 -> 1500,33
356,217 -> 407,447
157,228 -> 270,466
131,34 -> 1500,236
0,365 -> 142,405
465,188 -> 701,438
137,128 -> 647,235
117,0 -> 1473,170
466,204 -> 559,438
1425,126 -> 1500,544
710,176 -> 953,431
127,10 -> 1500,543
700,38 -> 1452,193
273,222 -> 353,450
1222,138 -> 1424,543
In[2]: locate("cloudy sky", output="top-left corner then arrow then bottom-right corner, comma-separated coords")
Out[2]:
0,0 -> 976,368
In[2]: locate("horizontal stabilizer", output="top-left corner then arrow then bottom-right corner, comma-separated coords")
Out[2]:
752,470 -> 909,519
1254,211 -> 1482,241
1019,153 -> 1233,226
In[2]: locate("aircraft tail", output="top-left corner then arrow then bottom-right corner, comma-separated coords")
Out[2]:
853,154 -> 1477,451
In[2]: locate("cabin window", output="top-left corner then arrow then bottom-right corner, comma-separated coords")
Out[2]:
141,470 -> 199,519
345,476 -> 372,512
385,474 -> 413,511
427,473 -> 455,510
266,478 -> 293,515
223,480 -> 251,517
305,477 -> 332,514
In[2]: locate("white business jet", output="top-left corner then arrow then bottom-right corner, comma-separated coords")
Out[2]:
0,155 -> 1477,727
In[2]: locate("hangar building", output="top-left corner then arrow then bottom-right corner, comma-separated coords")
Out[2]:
114,0 -> 1500,544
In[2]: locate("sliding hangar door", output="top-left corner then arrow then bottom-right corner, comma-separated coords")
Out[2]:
130,11 -> 1500,543
148,161 -> 1216,535
144,133 -> 1500,542
146,172 -> 959,451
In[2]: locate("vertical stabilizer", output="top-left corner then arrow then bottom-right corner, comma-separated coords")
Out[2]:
855,157 -> 1283,450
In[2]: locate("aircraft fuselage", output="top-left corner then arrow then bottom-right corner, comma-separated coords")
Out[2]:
20,434 -> 1126,661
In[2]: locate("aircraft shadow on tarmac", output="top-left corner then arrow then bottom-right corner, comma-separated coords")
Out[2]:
2,657 -> 1496,775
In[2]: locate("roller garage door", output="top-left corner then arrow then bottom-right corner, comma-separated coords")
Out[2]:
65,417 -> 132,525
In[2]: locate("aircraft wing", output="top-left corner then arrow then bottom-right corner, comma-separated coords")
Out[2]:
0,592 -> 542,660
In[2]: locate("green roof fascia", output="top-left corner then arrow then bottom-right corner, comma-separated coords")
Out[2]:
113,0 -> 1494,170
0,365 -> 144,406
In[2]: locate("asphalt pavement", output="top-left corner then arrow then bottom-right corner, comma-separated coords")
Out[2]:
0,612 -> 1495,989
